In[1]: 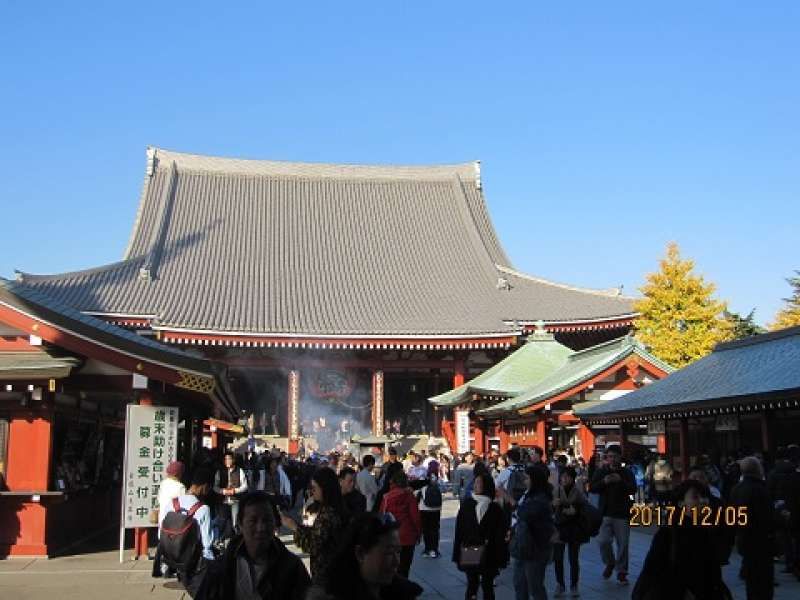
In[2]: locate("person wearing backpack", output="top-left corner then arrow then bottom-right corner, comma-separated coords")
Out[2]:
497,448 -> 529,504
417,461 -> 443,558
157,472 -> 214,596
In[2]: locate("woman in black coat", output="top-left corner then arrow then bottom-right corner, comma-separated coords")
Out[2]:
632,479 -> 731,600
453,472 -> 509,600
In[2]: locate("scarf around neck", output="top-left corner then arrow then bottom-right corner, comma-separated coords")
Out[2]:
472,492 -> 491,524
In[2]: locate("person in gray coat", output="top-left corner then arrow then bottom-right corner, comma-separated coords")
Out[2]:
454,452 -> 476,501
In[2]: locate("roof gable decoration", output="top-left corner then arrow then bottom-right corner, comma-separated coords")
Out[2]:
477,334 -> 673,417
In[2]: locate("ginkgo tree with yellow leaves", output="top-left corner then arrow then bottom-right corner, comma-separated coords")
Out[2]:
634,243 -> 732,368
770,271 -> 800,330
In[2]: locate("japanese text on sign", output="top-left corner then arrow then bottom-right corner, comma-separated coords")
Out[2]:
123,405 -> 179,528
455,409 -> 470,455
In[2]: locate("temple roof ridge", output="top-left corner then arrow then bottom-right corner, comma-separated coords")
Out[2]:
147,146 -> 481,183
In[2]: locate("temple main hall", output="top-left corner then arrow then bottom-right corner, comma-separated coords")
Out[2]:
13,147 -> 636,450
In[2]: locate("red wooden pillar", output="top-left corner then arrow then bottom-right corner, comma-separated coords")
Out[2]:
287,369 -> 300,454
499,421 -> 510,454
371,370 -> 384,437
4,407 -> 53,556
535,419 -> 546,458
577,424 -> 595,463
678,417 -> 689,481
473,420 -> 485,456
453,360 -> 465,388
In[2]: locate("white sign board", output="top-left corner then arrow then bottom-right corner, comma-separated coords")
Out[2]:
455,409 -> 470,455
122,405 -> 179,528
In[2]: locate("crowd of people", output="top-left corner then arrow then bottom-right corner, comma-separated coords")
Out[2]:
150,441 -> 800,600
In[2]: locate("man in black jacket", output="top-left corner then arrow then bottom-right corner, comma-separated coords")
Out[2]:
195,492 -> 310,600
589,444 -> 636,585
732,456 -> 775,600
339,467 -> 367,520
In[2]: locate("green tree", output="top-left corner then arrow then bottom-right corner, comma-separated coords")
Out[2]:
635,243 -> 731,367
770,270 -> 800,330
724,309 -> 765,339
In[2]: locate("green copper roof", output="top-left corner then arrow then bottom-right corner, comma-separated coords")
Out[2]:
478,334 -> 674,416
428,331 -> 572,407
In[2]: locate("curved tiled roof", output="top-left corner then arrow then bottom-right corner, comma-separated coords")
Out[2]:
17,147 -> 635,337
479,335 -> 673,416
577,326 -> 800,419
429,332 -> 572,406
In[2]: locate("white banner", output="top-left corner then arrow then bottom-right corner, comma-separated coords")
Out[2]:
455,409 -> 470,455
122,405 -> 179,528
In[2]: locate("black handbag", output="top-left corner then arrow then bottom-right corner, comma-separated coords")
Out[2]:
459,544 -> 486,568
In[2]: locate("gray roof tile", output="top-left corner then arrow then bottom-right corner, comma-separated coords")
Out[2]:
577,327 -> 800,418
17,148 -> 635,337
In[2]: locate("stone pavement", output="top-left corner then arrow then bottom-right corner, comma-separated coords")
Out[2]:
1,497 -> 798,599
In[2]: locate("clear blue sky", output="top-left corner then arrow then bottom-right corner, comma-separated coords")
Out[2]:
1,2 -> 798,325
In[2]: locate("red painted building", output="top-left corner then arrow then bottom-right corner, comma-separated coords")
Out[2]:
0,280 -> 236,557
432,330 -> 673,461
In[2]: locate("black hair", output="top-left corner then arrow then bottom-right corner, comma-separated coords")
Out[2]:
561,466 -> 577,481
526,465 -> 553,499
605,445 -> 622,456
313,467 -> 345,515
531,446 -> 544,457
362,454 -> 376,468
339,466 -> 357,480
388,447 -> 398,456
322,513 -> 400,597
473,460 -> 489,478
507,447 -> 521,464
474,472 -> 496,498
557,455 -> 567,465
672,479 -> 710,506
390,470 -> 408,488
237,491 -> 279,527
190,467 -> 213,487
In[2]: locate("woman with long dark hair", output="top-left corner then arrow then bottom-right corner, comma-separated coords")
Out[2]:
453,472 -> 509,600
280,466 -> 345,583
308,513 -> 423,600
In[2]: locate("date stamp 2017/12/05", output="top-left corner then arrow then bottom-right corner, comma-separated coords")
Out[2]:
630,505 -> 748,527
